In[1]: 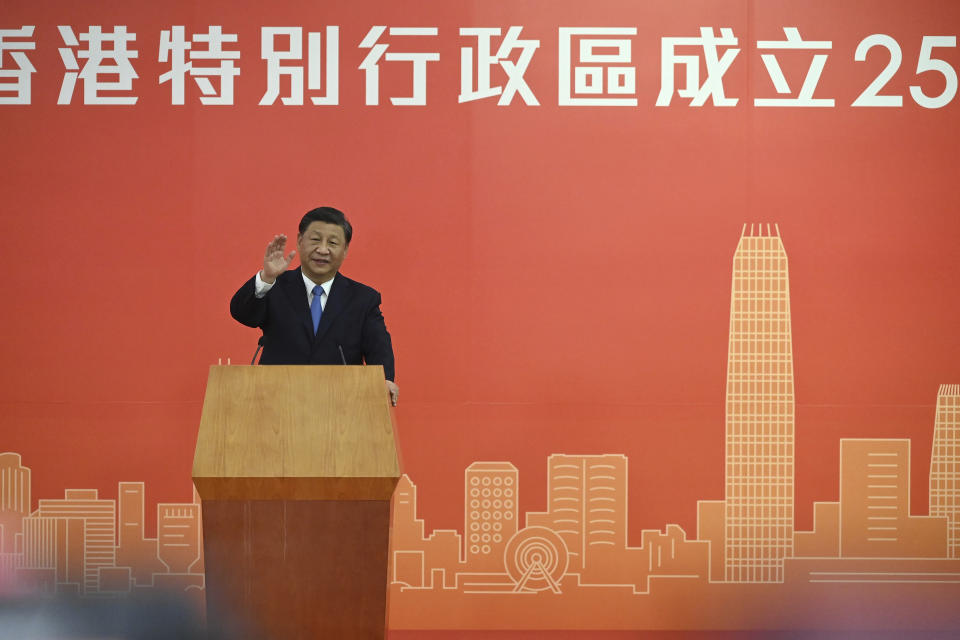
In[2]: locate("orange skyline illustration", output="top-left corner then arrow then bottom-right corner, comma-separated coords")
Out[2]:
0,458 -> 204,600
385,226 -> 960,631
1,225 -> 958,631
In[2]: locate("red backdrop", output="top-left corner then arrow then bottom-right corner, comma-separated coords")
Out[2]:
1,0 -> 959,630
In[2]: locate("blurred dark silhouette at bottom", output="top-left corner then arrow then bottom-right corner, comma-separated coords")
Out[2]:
0,593 -> 255,640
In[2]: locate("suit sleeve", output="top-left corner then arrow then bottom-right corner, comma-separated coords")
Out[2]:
362,291 -> 396,382
230,275 -> 267,328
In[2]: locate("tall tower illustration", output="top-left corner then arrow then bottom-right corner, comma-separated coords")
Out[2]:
930,384 -> 960,557
464,462 -> 518,571
723,225 -> 794,582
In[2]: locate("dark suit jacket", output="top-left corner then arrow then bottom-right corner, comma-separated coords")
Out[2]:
230,269 -> 395,381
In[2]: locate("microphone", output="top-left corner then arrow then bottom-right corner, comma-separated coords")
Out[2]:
251,336 -> 265,365
338,344 -> 347,365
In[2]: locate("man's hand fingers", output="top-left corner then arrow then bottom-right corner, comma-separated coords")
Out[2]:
265,235 -> 287,255
386,381 -> 399,407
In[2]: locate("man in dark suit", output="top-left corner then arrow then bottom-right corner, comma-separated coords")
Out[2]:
230,207 -> 399,406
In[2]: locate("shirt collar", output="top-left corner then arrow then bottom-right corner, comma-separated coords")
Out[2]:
302,270 -> 335,298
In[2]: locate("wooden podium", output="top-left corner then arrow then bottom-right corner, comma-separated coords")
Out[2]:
192,365 -> 401,639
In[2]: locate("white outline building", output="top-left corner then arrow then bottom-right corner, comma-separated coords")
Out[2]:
29,489 -> 116,594
464,462 -> 518,571
724,225 -> 795,582
527,454 -> 628,578
0,453 -> 30,555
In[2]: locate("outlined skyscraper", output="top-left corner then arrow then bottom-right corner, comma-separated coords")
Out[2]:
840,438 -> 946,558
157,503 -> 201,574
464,462 -> 518,570
930,384 -> 960,557
527,454 -> 627,579
28,489 -> 116,594
117,482 -> 164,585
724,224 -> 795,582
0,453 -> 30,554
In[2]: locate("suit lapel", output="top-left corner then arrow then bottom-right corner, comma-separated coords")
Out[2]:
279,269 -> 314,340
314,274 -> 351,344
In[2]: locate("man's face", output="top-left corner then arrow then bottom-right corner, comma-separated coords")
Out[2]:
297,221 -> 348,284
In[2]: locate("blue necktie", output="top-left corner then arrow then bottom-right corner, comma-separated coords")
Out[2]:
311,285 -> 323,334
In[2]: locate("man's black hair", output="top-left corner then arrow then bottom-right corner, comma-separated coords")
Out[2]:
298,206 -> 353,244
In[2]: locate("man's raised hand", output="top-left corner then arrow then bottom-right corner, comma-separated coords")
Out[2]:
261,234 -> 296,283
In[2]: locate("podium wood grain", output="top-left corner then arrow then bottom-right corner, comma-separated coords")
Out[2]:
193,365 -> 401,640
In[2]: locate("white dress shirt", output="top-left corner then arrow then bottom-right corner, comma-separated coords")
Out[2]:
254,271 -> 335,311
